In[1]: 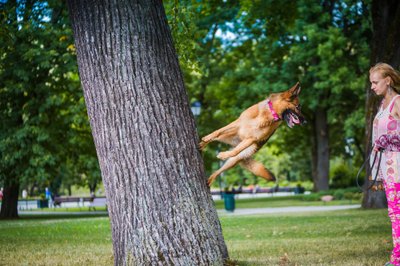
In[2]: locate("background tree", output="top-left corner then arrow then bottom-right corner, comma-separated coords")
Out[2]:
255,0 -> 370,191
362,0 -> 400,208
1,0 -> 395,220
170,0 -> 301,187
178,0 -> 370,191
67,0 -> 228,264
0,1 -> 100,219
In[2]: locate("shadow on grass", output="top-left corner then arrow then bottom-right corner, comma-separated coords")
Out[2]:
226,260 -> 276,266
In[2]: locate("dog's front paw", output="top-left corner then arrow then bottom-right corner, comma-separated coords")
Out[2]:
199,141 -> 206,150
206,179 -> 212,188
207,175 -> 216,187
217,151 -> 231,160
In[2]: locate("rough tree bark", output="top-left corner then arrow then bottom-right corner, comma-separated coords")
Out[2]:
362,0 -> 400,208
67,1 -> 228,265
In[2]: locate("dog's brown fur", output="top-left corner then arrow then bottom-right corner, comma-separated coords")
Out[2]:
200,82 -> 305,186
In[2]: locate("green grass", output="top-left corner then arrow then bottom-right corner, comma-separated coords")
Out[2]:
221,209 -> 391,265
213,195 -> 361,209
0,216 -> 113,265
0,199 -> 390,265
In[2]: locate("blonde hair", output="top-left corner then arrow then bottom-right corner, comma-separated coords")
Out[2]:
370,62 -> 400,93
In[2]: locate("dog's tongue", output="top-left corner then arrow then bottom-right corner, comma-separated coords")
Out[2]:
287,115 -> 294,128
291,113 -> 300,124
284,110 -> 301,128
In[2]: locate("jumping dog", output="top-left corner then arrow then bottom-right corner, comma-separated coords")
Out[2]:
200,82 -> 306,186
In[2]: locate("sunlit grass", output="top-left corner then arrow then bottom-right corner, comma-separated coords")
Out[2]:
0,207 -> 391,265
0,216 -> 113,265
221,209 -> 391,265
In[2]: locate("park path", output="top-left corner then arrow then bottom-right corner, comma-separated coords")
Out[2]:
18,205 -> 361,216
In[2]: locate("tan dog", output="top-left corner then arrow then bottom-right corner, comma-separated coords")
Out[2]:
200,82 -> 305,186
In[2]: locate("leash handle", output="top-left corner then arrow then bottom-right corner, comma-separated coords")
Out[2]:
356,148 -> 383,191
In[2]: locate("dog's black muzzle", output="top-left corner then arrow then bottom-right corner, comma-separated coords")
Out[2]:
282,109 -> 306,128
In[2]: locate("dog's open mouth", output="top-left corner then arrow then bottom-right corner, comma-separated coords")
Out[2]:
282,109 -> 304,128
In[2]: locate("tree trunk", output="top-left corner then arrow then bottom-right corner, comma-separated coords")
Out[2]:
312,107 -> 330,191
310,131 -> 318,191
362,0 -> 400,208
0,181 -> 19,219
67,1 -> 228,265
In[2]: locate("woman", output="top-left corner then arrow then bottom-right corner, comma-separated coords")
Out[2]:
370,62 -> 400,266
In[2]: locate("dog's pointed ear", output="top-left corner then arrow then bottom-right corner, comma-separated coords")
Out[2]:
288,82 -> 301,96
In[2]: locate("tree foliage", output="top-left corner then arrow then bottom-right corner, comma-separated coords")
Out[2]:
0,0 -> 386,216
0,0 -> 100,217
167,0 -> 371,191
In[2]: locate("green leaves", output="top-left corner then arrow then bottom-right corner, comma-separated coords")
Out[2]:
168,0 -> 371,186
0,1 -> 100,194
0,0 -> 372,192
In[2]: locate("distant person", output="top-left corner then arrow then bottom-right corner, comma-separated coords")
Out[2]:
45,187 -> 53,208
0,187 -> 3,201
369,62 -> 400,266
45,187 -> 51,199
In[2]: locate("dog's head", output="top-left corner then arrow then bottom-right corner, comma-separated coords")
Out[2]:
273,82 -> 306,128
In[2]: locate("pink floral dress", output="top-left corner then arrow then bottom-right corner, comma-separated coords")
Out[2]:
372,94 -> 400,265
372,95 -> 400,182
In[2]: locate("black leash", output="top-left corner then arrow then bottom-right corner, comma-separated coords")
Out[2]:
356,148 -> 383,191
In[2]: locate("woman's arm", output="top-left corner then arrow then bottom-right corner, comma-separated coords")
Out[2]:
392,96 -> 400,119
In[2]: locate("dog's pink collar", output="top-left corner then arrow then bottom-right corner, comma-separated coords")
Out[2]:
267,99 -> 280,121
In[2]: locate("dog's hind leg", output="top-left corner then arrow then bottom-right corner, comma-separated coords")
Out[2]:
207,156 -> 242,186
240,158 -> 276,181
207,144 -> 258,186
217,138 -> 255,160
199,122 -> 238,150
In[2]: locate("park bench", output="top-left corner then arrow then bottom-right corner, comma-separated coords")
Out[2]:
53,197 -> 93,207
210,186 -> 297,195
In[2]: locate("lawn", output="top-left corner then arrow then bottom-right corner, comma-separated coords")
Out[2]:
222,209 -> 391,265
0,198 -> 391,265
